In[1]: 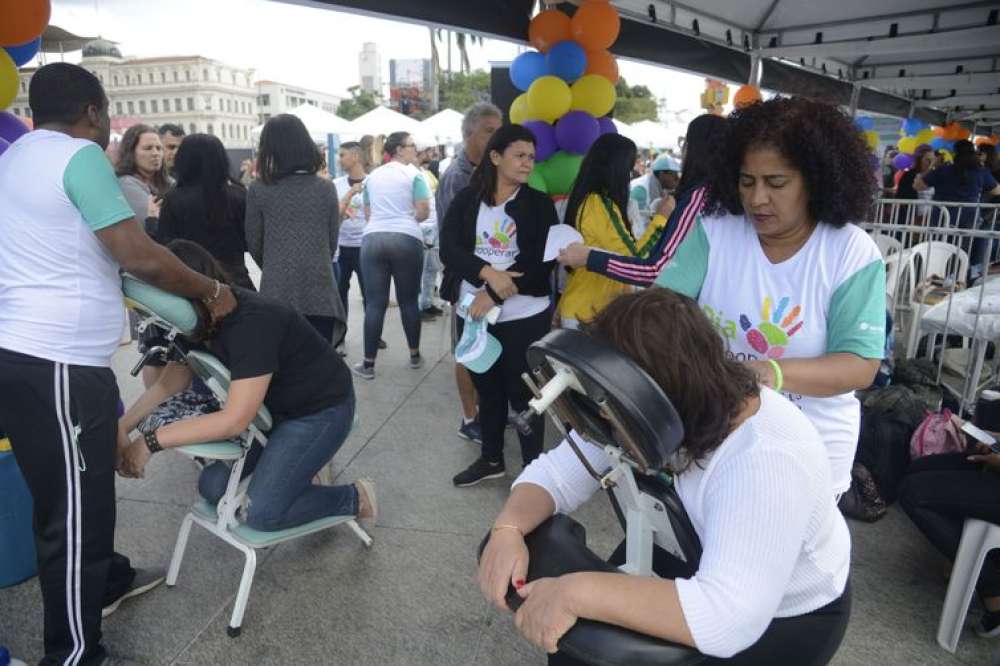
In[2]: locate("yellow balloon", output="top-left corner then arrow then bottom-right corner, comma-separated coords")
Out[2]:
915,128 -> 935,145
897,137 -> 919,154
864,130 -> 879,151
527,75 -> 572,124
939,149 -> 953,163
570,74 -> 616,118
509,93 -> 531,125
0,49 -> 18,111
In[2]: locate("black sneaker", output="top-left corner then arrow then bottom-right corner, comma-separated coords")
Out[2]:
420,308 -> 440,321
977,609 -> 1000,638
378,339 -> 388,350
457,419 -> 483,444
102,567 -> 165,618
453,457 -> 505,487
352,362 -> 375,380
427,305 -> 445,316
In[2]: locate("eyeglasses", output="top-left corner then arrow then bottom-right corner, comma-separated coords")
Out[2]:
402,143 -> 416,148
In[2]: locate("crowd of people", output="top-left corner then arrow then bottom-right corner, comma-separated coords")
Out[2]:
5,59 -> 1000,666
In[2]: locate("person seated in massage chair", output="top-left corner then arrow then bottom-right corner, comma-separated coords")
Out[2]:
478,288 -> 851,664
117,239 -> 377,531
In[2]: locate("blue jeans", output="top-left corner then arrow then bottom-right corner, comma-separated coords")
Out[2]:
198,392 -> 358,531
360,232 -> 424,359
336,245 -> 364,319
419,245 -> 441,310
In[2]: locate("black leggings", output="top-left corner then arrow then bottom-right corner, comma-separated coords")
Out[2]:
549,540 -> 851,666
456,308 -> 551,466
360,232 -> 424,360
898,452 -> 1000,597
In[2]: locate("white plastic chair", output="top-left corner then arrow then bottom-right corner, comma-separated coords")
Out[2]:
937,518 -> 1000,653
898,241 -> 970,358
871,232 -> 903,259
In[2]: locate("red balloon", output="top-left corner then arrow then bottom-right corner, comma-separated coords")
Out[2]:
584,49 -> 619,84
0,0 -> 51,47
529,9 -> 572,53
570,1 -> 621,51
733,85 -> 762,109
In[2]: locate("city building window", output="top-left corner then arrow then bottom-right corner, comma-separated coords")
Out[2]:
137,72 -> 142,84
151,100 -> 158,113
187,97 -> 194,111
173,71 -> 179,82
185,70 -> 191,81
113,75 -> 119,86
163,99 -> 170,112
24,108 -> 30,118
258,94 -> 270,106
115,102 -> 123,115
12,107 -> 19,116
221,124 -> 227,139
189,123 -> 196,134
160,72 -> 166,83
125,74 -> 131,85
175,98 -> 182,111
204,96 -> 212,111
139,100 -> 146,114
203,69 -> 208,81
127,101 -> 135,114
207,123 -> 214,135
231,72 -> 236,84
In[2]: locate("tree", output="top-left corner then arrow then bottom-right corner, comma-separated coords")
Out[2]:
337,86 -> 379,120
439,70 -> 491,112
614,77 -> 658,123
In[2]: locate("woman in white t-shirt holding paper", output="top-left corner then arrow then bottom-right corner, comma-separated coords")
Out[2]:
656,96 -> 886,496
353,131 -> 432,379
440,124 -> 558,488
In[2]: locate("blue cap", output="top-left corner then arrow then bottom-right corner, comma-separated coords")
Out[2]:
652,155 -> 681,173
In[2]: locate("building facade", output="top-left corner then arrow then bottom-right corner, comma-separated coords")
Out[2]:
11,40 -> 259,149
255,80 -> 344,124
359,42 -> 382,95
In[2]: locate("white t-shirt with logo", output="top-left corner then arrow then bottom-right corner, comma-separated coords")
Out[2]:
459,192 -> 550,323
333,175 -> 366,248
657,215 -> 886,494
0,130 -> 135,367
362,161 -> 431,241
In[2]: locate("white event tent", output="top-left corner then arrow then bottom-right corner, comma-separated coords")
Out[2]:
250,103 -> 357,145
419,108 -> 465,146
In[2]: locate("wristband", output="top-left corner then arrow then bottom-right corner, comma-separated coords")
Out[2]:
491,523 -> 523,537
202,280 -> 222,306
484,283 -> 505,305
143,429 -> 163,454
767,359 -> 783,393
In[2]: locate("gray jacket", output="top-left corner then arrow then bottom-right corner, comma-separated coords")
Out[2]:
245,175 -> 346,336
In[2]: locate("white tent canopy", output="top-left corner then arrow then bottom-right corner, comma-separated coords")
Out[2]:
628,120 -> 681,150
419,108 -> 465,147
350,105 -> 425,140
250,103 -> 357,146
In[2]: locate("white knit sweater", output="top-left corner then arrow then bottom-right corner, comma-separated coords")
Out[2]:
513,388 -> 851,658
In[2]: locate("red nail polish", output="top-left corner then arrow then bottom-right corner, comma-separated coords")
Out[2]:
514,579 -> 525,588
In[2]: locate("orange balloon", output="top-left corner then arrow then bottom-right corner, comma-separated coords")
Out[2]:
932,126 -> 945,138
570,1 -> 621,51
733,84 -> 763,108
529,9 -> 572,53
584,49 -> 619,84
0,0 -> 51,47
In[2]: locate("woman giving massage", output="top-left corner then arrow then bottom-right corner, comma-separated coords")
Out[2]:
117,240 -> 376,531
478,288 -> 852,664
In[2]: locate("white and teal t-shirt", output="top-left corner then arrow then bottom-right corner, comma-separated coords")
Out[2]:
0,130 -> 135,367
656,214 -> 886,494
459,191 -> 549,324
362,160 -> 431,241
333,175 -> 366,248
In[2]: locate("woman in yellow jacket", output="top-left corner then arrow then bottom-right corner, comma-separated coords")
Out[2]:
558,134 -> 668,328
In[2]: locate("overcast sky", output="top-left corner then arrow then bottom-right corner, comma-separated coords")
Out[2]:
47,0 -> 707,113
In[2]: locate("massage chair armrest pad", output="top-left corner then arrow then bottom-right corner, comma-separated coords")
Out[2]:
477,515 -> 703,666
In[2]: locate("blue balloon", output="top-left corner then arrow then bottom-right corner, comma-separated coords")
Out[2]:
855,116 -> 875,131
901,117 -> 928,136
510,51 -> 547,92
545,41 -> 587,83
3,37 -> 41,67
930,137 -> 947,150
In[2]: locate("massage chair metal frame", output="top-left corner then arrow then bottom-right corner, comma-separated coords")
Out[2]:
497,328 -> 705,665
122,276 -> 372,637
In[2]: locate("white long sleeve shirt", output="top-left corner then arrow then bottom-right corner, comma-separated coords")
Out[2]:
513,388 -> 851,658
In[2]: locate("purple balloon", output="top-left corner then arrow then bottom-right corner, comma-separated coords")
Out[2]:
893,153 -> 915,171
0,112 -> 29,143
868,153 -> 879,171
555,110 -> 600,155
597,117 -> 617,136
523,120 -> 558,162
0,137 -> 9,158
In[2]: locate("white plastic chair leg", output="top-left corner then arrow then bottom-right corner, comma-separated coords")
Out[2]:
346,519 -> 373,548
937,519 -> 1000,652
166,513 -> 195,587
227,543 -> 258,637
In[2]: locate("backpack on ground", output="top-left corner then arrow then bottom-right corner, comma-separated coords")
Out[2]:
910,408 -> 966,459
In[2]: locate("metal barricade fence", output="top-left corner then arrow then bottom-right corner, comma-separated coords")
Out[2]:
860,199 -> 1000,413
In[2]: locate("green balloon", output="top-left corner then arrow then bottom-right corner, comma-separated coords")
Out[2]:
527,166 -> 548,194
539,151 -> 583,196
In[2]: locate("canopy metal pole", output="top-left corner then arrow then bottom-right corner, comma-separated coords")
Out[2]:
748,55 -> 761,87
848,82 -> 861,118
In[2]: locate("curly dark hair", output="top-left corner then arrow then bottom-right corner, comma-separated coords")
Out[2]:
585,289 -> 760,469
704,97 -> 876,227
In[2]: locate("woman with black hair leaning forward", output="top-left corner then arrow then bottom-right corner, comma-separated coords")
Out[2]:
479,288 -> 851,663
441,124 -> 558,487
118,240 -> 377,533
657,97 -> 886,497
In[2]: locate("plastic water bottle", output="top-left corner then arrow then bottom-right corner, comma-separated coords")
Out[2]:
0,646 -> 28,666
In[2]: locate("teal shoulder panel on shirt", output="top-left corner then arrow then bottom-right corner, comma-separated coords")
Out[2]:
826,259 -> 887,358
630,184 -> 648,207
413,174 -> 431,200
63,144 -> 135,231
654,218 -> 709,299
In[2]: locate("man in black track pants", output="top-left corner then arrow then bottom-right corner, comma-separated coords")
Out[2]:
0,64 -> 236,666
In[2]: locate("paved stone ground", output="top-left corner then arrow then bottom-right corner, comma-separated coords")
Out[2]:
1,282 -> 997,665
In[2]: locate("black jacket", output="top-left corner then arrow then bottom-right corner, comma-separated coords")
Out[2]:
440,185 -> 558,304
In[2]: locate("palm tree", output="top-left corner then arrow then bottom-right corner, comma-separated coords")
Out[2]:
454,32 -> 482,75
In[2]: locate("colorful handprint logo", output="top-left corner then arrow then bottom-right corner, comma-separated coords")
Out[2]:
739,296 -> 804,359
481,217 -> 517,251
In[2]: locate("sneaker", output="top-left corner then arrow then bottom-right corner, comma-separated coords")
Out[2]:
355,477 -> 378,532
409,354 -> 425,370
352,362 -> 375,380
420,307 -> 440,321
457,419 -> 483,444
977,609 -> 1000,638
453,456 -> 505,487
102,567 -> 165,618
378,339 -> 388,350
